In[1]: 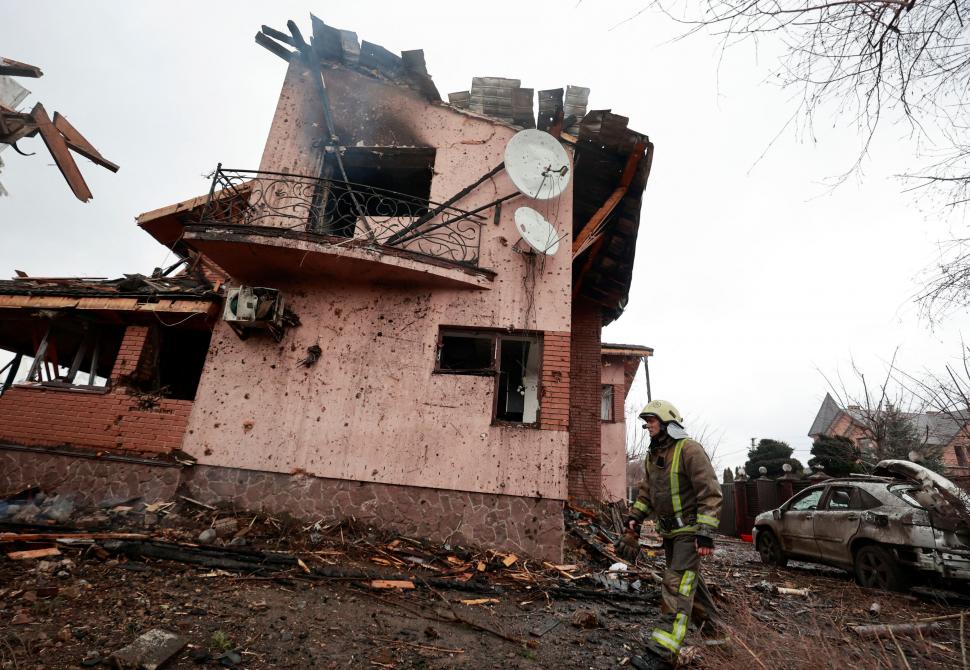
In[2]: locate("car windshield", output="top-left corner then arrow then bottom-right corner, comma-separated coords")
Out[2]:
890,484 -> 926,510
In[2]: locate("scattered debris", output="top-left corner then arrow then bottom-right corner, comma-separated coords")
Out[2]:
850,622 -> 944,639
6,547 -> 60,560
110,629 -> 187,670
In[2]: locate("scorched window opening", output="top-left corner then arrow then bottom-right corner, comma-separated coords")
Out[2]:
436,328 -> 541,425
311,146 -> 436,236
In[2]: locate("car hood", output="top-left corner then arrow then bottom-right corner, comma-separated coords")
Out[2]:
875,459 -> 970,531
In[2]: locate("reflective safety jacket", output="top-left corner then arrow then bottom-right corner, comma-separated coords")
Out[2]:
631,432 -> 722,538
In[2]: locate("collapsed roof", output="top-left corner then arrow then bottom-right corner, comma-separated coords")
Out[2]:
253,16 -> 654,326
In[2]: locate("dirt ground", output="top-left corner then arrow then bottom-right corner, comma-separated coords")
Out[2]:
2,499 -> 970,669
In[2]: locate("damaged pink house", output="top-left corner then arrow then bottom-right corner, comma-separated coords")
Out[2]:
0,17 -> 653,560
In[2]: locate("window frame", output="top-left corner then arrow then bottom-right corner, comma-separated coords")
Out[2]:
600,384 -> 614,422
434,326 -> 543,426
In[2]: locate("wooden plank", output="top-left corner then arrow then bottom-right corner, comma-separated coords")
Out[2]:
255,32 -> 295,63
460,598 -> 499,606
30,103 -> 91,202
6,547 -> 61,560
52,112 -> 119,172
369,580 -> 415,590
0,57 -> 43,78
0,532 -> 149,542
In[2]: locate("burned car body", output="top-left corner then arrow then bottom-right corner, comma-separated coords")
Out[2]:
752,460 -> 970,590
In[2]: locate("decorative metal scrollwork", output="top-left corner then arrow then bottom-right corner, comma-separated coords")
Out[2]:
199,166 -> 483,267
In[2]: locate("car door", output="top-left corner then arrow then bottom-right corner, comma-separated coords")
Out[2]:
780,487 -> 824,559
813,485 -> 863,567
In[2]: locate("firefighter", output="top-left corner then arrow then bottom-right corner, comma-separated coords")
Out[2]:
615,399 -> 722,669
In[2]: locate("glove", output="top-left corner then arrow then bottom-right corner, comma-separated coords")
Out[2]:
615,528 -> 641,562
695,534 -> 714,551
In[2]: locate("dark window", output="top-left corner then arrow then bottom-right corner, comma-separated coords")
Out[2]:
438,333 -> 494,373
157,328 -> 212,400
436,328 -> 540,424
314,147 -> 436,236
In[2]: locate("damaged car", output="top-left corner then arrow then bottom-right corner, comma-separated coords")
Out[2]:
752,460 -> 970,590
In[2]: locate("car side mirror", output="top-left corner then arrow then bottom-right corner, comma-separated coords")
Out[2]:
773,509 -> 782,520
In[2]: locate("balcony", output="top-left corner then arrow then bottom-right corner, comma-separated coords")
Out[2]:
179,167 -> 494,289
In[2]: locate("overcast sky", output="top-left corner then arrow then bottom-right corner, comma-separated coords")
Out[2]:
2,1 -> 968,474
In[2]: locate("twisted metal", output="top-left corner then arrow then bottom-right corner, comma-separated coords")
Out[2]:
199,167 -> 483,266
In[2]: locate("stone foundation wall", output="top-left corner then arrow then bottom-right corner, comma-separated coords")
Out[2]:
0,445 -> 181,506
0,445 -> 565,561
182,465 -> 565,561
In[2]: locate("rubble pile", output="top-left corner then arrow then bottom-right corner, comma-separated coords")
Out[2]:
1,493 -> 969,668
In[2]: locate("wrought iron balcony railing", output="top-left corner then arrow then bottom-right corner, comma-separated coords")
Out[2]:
197,166 -> 485,267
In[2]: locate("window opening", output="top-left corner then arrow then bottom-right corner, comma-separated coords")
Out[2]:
313,147 -> 436,236
825,487 -> 853,510
497,338 -> 539,423
437,333 -> 494,373
437,328 -> 540,424
157,328 -> 212,400
601,385 -> 614,421
789,488 -> 823,511
24,323 -> 121,389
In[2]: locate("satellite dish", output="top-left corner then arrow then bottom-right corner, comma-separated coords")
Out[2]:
514,207 -> 560,255
504,129 -> 571,200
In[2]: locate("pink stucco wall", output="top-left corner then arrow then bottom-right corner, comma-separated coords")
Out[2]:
601,359 -> 627,501
181,61 -> 574,501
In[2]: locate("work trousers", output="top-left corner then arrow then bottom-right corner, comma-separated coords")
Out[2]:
648,534 -> 717,658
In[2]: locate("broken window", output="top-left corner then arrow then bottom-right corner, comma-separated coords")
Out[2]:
824,487 -> 854,510
789,488 -> 823,512
436,328 -> 540,424
312,147 -> 436,236
601,385 -> 614,421
438,332 -> 494,373
24,322 -> 122,389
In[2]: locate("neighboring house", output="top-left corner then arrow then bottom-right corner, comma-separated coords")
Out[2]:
0,18 -> 654,560
600,343 -> 652,501
808,392 -> 970,477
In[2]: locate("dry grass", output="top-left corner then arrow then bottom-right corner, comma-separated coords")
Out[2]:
692,587 -> 967,669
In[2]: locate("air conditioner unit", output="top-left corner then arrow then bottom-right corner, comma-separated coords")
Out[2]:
223,286 -> 283,329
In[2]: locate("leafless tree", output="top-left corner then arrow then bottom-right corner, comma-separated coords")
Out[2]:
821,352 -> 946,470
630,0 -> 970,316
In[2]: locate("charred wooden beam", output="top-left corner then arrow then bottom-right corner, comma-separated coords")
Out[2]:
0,57 -> 43,78
30,103 -> 92,202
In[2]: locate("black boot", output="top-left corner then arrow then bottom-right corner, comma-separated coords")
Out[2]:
629,648 -> 673,670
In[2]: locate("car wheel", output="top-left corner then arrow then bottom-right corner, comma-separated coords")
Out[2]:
756,529 -> 788,567
854,545 -> 907,591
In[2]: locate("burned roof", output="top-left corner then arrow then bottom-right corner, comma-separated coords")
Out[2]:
256,16 -> 653,326
0,272 -> 217,300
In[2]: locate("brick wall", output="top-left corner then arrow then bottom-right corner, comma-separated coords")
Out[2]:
540,331 -> 570,431
568,298 -> 602,501
112,326 -> 150,379
0,325 -> 193,456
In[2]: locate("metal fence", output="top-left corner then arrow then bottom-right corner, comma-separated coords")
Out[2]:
199,166 -> 485,268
